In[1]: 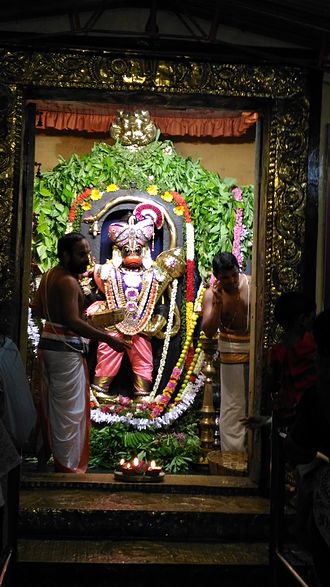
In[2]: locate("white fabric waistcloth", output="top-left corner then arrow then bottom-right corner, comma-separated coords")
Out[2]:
39,348 -> 89,473
219,362 -> 249,453
219,337 -> 250,354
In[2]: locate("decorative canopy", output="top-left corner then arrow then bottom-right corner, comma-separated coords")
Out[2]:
34,101 -> 258,138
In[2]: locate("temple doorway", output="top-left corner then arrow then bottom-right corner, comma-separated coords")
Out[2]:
26,100 -> 260,480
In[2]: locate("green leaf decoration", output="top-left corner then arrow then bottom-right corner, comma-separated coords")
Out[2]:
88,421 -> 201,472
32,138 -> 254,278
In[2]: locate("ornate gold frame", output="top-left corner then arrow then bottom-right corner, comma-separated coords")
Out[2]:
0,49 -> 310,477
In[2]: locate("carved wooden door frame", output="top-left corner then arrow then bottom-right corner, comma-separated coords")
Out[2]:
0,47 -> 320,484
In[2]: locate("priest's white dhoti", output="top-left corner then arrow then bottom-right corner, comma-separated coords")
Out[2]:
219,332 -> 249,453
38,323 -> 90,473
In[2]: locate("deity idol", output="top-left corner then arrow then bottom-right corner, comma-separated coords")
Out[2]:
86,202 -> 185,398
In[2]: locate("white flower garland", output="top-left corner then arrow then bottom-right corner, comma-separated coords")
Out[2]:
185,222 -> 195,261
194,282 -> 204,311
91,372 -> 205,430
192,349 -> 205,379
27,308 -> 40,356
148,278 -> 178,400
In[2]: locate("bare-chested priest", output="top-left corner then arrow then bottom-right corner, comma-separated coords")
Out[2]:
31,232 -> 130,473
201,252 -> 250,453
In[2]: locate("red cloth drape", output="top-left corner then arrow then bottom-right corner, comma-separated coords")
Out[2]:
35,102 -> 258,137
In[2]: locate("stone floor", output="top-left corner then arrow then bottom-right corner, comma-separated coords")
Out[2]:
14,470 -> 272,586
14,470 -> 318,586
19,472 -> 269,540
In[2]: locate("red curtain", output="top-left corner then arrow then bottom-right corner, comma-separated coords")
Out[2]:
35,102 -> 258,138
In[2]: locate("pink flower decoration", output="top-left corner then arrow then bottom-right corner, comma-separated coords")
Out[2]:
172,367 -> 182,379
118,395 -> 132,407
232,187 -> 242,201
140,402 -> 149,410
151,407 -> 162,418
232,188 -> 244,267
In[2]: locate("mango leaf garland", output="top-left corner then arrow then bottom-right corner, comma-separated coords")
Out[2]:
32,139 -> 253,278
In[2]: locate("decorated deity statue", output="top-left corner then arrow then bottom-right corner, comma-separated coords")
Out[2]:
86,202 -> 185,399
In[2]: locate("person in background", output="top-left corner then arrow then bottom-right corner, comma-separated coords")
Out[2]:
241,291 -> 316,494
0,303 -> 36,452
201,252 -> 250,453
285,308 -> 330,587
31,232 -> 130,473
0,305 -> 36,554
242,291 -> 316,430
267,291 -> 316,428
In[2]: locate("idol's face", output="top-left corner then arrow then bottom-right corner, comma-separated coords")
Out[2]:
216,266 -> 240,294
68,239 -> 91,275
122,244 -> 143,269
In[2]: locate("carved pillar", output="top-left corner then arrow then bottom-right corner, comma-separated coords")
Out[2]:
199,336 -> 218,458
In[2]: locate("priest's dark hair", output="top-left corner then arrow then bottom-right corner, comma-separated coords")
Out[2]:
212,252 -> 239,276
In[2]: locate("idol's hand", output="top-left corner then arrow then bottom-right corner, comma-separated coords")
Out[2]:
107,335 -> 132,352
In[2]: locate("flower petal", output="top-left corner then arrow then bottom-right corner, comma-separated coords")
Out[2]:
90,189 -> 102,201
106,183 -> 119,192
174,205 -> 184,216
147,185 -> 158,196
161,191 -> 174,202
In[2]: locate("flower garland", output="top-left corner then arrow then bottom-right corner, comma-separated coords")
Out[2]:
149,283 -> 205,414
207,186 -> 245,288
68,182 -> 201,425
90,284 -> 206,425
67,186 -> 113,231
161,191 -> 195,369
91,372 -> 206,430
149,278 -> 178,399
231,187 -> 244,268
174,284 -> 206,403
27,308 -> 40,356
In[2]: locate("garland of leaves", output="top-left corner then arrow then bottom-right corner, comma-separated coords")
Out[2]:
32,139 -> 253,280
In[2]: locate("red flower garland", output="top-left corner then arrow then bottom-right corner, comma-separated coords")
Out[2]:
170,191 -> 195,372
186,259 -> 195,303
68,188 -> 92,223
171,191 -> 192,223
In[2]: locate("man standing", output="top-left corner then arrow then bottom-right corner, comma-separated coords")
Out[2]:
201,252 -> 250,453
31,232 -> 130,473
